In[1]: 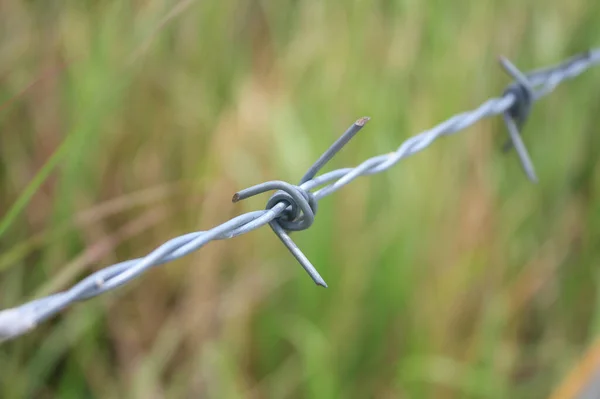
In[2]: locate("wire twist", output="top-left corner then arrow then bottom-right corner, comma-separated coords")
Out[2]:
1,48 -> 599,343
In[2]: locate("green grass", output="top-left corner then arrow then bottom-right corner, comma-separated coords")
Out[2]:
1,1 -> 600,398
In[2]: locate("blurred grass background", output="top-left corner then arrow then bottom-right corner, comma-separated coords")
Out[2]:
1,1 -> 600,398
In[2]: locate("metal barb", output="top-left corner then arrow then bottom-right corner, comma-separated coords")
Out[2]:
503,113 -> 538,183
500,56 -> 534,92
233,117 -> 372,287
269,221 -> 328,287
299,117 -> 370,185
499,56 -> 538,183
1,48 -> 599,342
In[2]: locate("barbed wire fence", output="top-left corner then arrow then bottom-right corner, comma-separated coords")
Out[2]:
1,48 -> 599,343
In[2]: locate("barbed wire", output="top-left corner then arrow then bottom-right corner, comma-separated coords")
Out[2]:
1,48 -> 599,343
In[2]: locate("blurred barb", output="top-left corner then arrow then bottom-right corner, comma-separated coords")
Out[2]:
0,48 -> 599,344
498,56 -> 538,182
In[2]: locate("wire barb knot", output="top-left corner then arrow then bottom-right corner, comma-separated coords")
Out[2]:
498,56 -> 539,183
266,186 -> 317,232
232,181 -> 317,232
503,81 -> 533,131
233,117 -> 371,288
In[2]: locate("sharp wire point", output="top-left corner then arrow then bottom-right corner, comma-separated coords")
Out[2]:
355,116 -> 371,126
299,117 -> 371,185
269,221 -> 326,287
503,114 -> 538,183
500,56 -> 533,90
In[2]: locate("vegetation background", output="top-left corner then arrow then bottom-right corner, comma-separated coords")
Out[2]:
1,1 -> 600,398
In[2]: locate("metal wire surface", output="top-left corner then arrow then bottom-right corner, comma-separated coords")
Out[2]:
1,49 -> 599,343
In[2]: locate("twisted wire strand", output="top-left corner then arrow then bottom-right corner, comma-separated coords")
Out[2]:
1,48 -> 599,342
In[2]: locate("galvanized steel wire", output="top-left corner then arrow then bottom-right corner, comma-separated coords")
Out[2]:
1,49 -> 599,343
